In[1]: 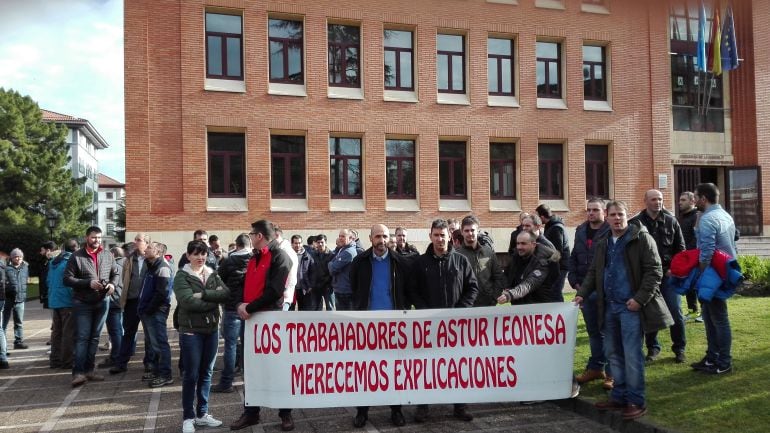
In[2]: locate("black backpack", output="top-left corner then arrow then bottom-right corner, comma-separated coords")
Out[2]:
478,231 -> 496,250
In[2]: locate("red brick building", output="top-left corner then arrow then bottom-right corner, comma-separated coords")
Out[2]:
124,0 -> 767,253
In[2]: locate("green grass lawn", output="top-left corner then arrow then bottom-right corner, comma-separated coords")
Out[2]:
568,293 -> 770,433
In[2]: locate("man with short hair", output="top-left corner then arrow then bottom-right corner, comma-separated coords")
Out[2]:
394,227 -> 419,258
209,235 -> 227,265
64,226 -> 119,387
39,241 -> 57,310
411,219 -> 478,423
350,224 -> 409,428
629,189 -> 687,363
570,198 -> 613,389
291,235 -> 317,311
691,183 -> 737,375
575,201 -> 672,420
4,248 -> 29,350
48,240 -> 79,370
521,214 -> 556,250
508,212 -> 531,256
311,234 -> 334,311
138,242 -> 174,387
458,215 -> 505,307
497,231 -> 557,305
328,229 -> 358,311
678,191 -> 701,317
536,204 -> 571,302
177,230 -> 219,270
274,227 -> 299,311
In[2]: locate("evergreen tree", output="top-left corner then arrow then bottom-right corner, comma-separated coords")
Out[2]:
0,88 -> 92,241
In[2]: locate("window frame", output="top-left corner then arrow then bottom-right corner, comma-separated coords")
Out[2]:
536,40 -> 562,99
207,132 -> 246,198
583,45 -> 607,101
436,33 -> 466,94
538,142 -> 564,200
329,137 -> 363,199
385,139 -> 416,199
384,29 -> 415,91
205,11 -> 244,80
328,23 -> 361,88
268,18 -> 305,84
270,135 -> 306,199
585,144 -> 609,199
488,37 -> 515,97
489,142 -> 516,200
439,141 -> 467,198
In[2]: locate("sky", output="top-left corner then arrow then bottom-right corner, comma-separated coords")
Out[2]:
0,0 -> 125,182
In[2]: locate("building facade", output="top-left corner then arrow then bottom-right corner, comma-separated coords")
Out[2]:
97,174 -> 126,248
124,0 -> 768,254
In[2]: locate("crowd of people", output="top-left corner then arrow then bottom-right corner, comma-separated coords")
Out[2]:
0,182 -> 738,432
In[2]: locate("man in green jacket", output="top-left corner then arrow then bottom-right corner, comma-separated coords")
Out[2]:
574,200 -> 673,421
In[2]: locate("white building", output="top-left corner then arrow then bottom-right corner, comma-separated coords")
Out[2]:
98,174 -> 126,248
41,109 -> 110,225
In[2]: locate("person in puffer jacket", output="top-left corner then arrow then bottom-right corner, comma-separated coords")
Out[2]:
47,239 -> 78,369
138,242 -> 174,388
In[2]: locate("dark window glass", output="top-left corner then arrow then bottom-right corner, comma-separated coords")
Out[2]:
329,137 -> 362,198
536,41 -> 561,98
269,18 -> 304,83
439,141 -> 466,198
208,132 -> 245,197
384,30 -> 414,90
488,38 -> 514,96
490,143 -> 516,199
585,145 -> 609,199
538,143 -> 563,199
271,135 -> 306,198
328,24 -> 360,87
437,34 -> 465,93
386,139 -> 416,198
583,45 -> 606,101
205,12 -> 243,80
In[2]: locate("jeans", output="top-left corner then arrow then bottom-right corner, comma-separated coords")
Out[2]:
323,287 -> 335,311
581,292 -> 608,372
551,269 -> 568,302
701,298 -> 732,368
105,307 -> 123,362
72,298 -> 109,375
603,305 -> 645,407
645,279 -> 686,354
141,308 -> 172,378
218,309 -> 242,388
0,301 -> 6,362
296,289 -> 322,311
116,299 -> 152,369
179,331 -> 218,420
51,308 -> 74,366
2,295 -> 25,344
334,293 -> 353,311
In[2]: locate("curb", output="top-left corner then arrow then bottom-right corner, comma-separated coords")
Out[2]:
554,397 -> 678,433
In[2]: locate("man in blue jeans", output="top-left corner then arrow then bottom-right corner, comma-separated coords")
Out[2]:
692,182 -> 737,375
212,233 -> 251,393
575,200 -> 672,421
0,260 -> 8,369
63,226 -> 119,387
4,248 -> 29,350
328,229 -> 358,311
138,242 -> 174,387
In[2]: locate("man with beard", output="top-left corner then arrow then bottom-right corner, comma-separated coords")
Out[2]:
497,231 -> 556,305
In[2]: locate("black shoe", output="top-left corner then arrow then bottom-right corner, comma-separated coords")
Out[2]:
97,359 -> 115,369
109,365 -> 127,375
645,347 -> 661,363
50,362 -> 62,369
352,410 -> 368,428
211,383 -> 235,393
0,361 -> 8,369
142,372 -> 156,381
149,376 -> 173,388
13,342 -> 28,350
391,410 -> 406,427
280,414 -> 294,431
453,407 -> 474,422
414,406 -> 429,423
702,364 -> 732,375
230,413 -> 260,430
690,357 -> 715,371
675,352 -> 687,363
144,365 -> 153,373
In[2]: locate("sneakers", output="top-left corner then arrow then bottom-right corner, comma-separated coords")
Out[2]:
13,342 -> 28,350
602,376 -> 614,390
353,409 -> 368,428
690,357 -> 715,371
182,418 -> 195,433
195,414 -> 222,427
142,372 -> 157,381
574,368 -> 606,384
645,347 -> 661,363
280,414 -> 294,431
109,365 -> 127,375
675,352 -> 687,363
72,374 -> 88,387
97,358 -> 115,369
453,407 -> 473,421
149,376 -> 174,388
694,315 -> 704,323
210,383 -> 235,393
702,364 -> 733,375
100,341 -> 111,351
86,372 -> 105,381
230,413 -> 260,430
570,380 -> 581,398
391,409 -> 406,427
622,404 -> 647,420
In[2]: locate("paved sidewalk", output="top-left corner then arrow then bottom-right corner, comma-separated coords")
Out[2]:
0,301 -> 619,433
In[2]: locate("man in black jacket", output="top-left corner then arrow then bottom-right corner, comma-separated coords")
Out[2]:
629,189 -> 686,363
498,231 -> 558,304
411,219 -> 478,423
536,204 -> 571,302
678,191 -> 700,316
63,226 -> 119,387
349,224 -> 408,428
311,234 -> 334,311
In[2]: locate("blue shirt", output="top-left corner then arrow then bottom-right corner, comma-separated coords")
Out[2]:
697,204 -> 737,262
603,231 -> 633,313
369,251 -> 393,310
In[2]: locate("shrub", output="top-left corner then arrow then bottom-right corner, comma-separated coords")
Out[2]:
737,255 -> 770,285
0,225 -> 49,277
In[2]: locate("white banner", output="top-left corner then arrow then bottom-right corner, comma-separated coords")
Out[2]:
243,303 -> 578,408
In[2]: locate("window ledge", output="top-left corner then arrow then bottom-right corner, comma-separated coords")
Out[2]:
535,0 -> 565,10
268,83 -> 307,97
207,197 -> 247,212
487,0 -> 518,4
539,199 -> 569,212
270,198 -> 309,212
330,198 -> 365,212
439,199 -> 471,212
537,97 -> 568,110
489,199 -> 521,212
437,93 -> 470,106
328,86 -> 364,100
204,78 -> 246,93
386,199 -> 420,212
384,90 -> 418,103
488,95 -> 520,108
584,100 -> 612,112
581,4 -> 609,14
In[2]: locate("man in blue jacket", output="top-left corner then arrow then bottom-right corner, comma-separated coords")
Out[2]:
328,229 -> 358,311
4,248 -> 29,350
47,239 -> 79,370
138,242 -> 174,388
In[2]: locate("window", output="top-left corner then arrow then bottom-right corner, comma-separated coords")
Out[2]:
538,143 -> 563,199
208,132 -> 245,197
271,135 -> 306,198
384,29 -> 414,90
386,139 -> 416,198
329,137 -> 362,198
106,207 -> 114,221
583,0 -> 607,5
437,34 -> 465,93
536,41 -> 561,98
583,45 -> 606,101
490,143 -> 516,199
106,224 -> 115,236
328,24 -> 360,87
205,12 -> 243,80
488,38 -> 514,96
585,145 -> 609,199
439,141 -> 466,198
106,192 -> 114,200
269,18 -> 303,83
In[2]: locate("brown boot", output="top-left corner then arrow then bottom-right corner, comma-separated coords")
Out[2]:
575,369 -> 606,384
602,375 -> 614,390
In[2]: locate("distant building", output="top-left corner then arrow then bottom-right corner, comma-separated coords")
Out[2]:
98,174 -> 126,248
41,109 -> 110,225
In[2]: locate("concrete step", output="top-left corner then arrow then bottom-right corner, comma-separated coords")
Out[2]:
737,236 -> 770,258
